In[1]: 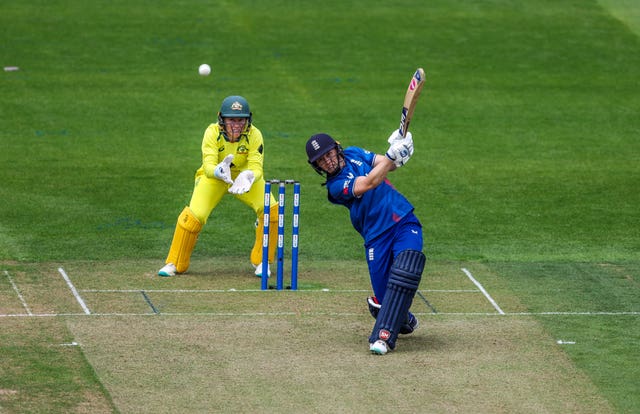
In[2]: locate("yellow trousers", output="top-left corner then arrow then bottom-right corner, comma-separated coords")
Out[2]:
165,174 -> 277,273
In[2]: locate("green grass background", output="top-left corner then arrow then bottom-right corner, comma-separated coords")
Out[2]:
1,0 -> 639,412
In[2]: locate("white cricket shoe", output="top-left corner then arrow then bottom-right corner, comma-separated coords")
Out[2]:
158,263 -> 177,277
254,263 -> 271,278
369,340 -> 390,355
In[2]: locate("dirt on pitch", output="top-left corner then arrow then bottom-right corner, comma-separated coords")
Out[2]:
65,314 -> 613,413
3,260 -> 614,413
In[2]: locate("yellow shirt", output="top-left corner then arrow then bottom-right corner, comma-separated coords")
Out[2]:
196,123 -> 265,182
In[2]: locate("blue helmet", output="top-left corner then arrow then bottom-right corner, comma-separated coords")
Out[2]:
306,133 -> 344,177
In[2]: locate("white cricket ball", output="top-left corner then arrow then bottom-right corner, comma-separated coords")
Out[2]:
198,64 -> 211,76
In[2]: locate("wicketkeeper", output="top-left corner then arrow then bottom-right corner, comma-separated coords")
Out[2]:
305,131 -> 425,355
159,95 -> 278,277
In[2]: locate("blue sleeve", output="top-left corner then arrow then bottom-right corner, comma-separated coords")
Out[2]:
324,147 -> 414,242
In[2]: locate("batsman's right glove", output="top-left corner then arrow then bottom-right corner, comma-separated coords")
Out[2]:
387,129 -> 406,144
214,154 -> 234,184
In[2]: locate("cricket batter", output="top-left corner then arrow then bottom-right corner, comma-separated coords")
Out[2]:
159,95 -> 278,277
305,131 -> 425,355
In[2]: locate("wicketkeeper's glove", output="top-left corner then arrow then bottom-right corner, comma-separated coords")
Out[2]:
214,154 -> 234,184
228,170 -> 255,194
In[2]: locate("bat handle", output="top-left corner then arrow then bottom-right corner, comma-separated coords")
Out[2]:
399,108 -> 409,137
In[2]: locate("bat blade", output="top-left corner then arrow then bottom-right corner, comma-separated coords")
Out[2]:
398,68 -> 426,137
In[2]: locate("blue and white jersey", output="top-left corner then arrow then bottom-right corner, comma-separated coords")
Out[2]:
326,146 -> 415,243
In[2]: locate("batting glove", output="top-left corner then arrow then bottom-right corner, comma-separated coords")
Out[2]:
214,154 -> 234,184
385,135 -> 414,167
228,170 -> 255,194
387,129 -> 413,144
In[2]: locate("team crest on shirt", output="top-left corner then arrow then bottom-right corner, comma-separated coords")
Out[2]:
342,179 -> 351,195
237,145 -> 248,155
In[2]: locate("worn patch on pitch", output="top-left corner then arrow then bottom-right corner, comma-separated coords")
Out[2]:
67,315 -> 613,413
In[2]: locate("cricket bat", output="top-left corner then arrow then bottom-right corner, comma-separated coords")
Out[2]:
398,68 -> 426,137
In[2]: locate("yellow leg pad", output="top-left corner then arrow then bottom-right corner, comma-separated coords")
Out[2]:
250,205 -> 279,266
166,207 -> 203,273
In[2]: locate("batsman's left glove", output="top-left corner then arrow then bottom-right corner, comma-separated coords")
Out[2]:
228,170 -> 255,194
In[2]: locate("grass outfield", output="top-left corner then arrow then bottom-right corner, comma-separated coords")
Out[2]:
1,0 -> 639,413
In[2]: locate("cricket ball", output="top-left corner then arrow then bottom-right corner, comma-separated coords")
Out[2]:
198,64 -> 211,76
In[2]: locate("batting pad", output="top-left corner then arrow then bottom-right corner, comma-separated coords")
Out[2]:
166,206 -> 203,273
369,250 -> 425,349
250,204 -> 279,266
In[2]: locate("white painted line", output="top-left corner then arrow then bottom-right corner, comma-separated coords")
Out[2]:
0,310 -> 638,318
4,270 -> 33,316
82,289 -> 257,293
532,311 -> 640,315
79,288 -> 479,293
58,267 -> 91,315
462,268 -> 505,315
80,288 -> 372,293
0,313 -> 87,317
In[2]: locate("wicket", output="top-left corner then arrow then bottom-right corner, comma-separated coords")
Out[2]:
261,179 -> 300,290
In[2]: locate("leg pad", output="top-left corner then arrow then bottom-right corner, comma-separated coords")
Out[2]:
166,207 -> 203,273
369,250 -> 426,349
